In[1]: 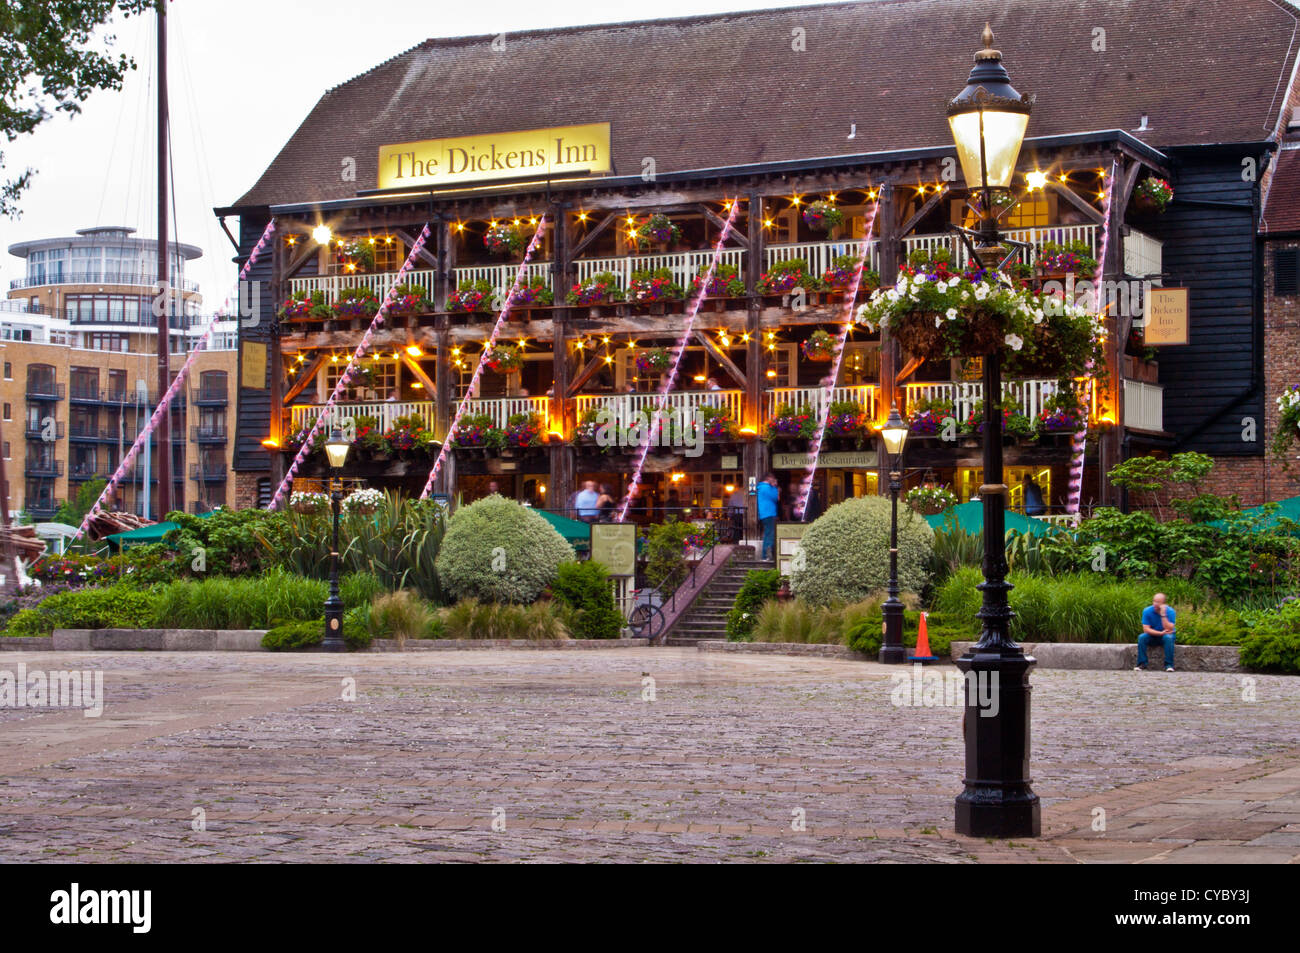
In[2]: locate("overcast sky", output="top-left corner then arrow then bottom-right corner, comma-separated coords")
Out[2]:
0,0 -> 828,309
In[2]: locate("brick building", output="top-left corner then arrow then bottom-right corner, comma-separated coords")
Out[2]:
3,227 -> 238,519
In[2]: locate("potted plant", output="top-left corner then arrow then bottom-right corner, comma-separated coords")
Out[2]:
627,268 -> 684,313
800,329 -> 837,362
484,223 -> 525,257
802,200 -> 844,234
383,413 -> 430,458
763,403 -> 815,448
907,396 -> 956,437
508,276 -> 554,308
484,344 -> 524,374
452,413 -> 505,453
1035,392 -> 1084,439
693,263 -> 747,311
332,286 -> 381,321
904,246 -> 956,279
290,491 -> 329,516
335,239 -> 376,274
757,259 -> 822,298
565,271 -> 624,307
824,400 -> 867,448
1133,177 -> 1174,214
699,405 -> 739,442
822,255 -> 878,295
905,485 -> 959,516
448,279 -> 496,313
635,347 -> 672,375
351,415 -> 388,460
1036,240 -> 1097,279
278,290 -> 329,320
634,213 -> 681,249
388,282 -> 430,317
960,398 -> 1034,444
341,487 -> 384,517
503,412 -> 544,451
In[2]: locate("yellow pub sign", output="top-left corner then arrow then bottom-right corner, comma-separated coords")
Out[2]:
1144,287 -> 1190,346
378,123 -> 611,190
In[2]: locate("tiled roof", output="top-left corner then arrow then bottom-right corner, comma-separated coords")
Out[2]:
1264,147 -> 1300,234
232,0 -> 1300,208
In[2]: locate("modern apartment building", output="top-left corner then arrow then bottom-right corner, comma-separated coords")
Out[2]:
4,226 -> 238,519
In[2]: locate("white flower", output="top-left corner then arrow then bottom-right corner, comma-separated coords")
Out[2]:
973,284 -> 988,301
935,315 -> 943,328
935,280 -> 948,293
1005,333 -> 1024,351
961,290 -> 971,301
945,307 -> 958,321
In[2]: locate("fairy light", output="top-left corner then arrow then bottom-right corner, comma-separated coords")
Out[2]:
1025,170 -> 1049,191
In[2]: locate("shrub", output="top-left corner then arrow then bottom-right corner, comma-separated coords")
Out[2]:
1239,600 -> 1300,673
751,598 -> 843,644
341,571 -> 387,609
551,561 -> 623,639
165,507 -> 291,577
261,618 -> 371,652
436,496 -> 574,604
791,496 -> 934,606
844,607 -> 958,658
151,569 -> 327,629
726,569 -> 781,641
368,590 -> 434,643
440,599 -> 570,640
642,519 -> 699,593
2,585 -> 161,637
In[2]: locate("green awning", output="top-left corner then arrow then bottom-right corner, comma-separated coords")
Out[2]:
923,501 -> 1053,537
535,508 -> 592,545
103,510 -> 216,549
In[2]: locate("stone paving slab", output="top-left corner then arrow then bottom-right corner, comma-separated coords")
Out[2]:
0,649 -> 1297,862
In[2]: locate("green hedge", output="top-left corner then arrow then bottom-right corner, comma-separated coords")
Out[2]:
1239,600 -> 1300,673
436,496 -> 574,604
262,617 -> 371,651
151,569 -> 327,630
4,586 -> 161,637
726,569 -> 781,642
551,561 -> 623,639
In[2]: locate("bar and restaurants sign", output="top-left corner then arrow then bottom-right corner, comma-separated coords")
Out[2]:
378,123 -> 611,189
1143,288 -> 1189,346
772,450 -> 878,470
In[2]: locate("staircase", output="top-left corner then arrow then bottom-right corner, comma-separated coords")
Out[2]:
663,546 -> 770,645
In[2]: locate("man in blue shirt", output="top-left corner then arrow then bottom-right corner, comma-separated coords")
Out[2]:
756,473 -> 780,561
575,481 -> 600,521
1137,592 -> 1176,672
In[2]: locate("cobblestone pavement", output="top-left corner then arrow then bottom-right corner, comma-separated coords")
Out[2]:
1,648 -> 1298,862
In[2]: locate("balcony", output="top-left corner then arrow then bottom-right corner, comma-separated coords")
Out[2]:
69,423 -> 105,442
191,424 -> 228,443
69,384 -> 104,403
191,388 -> 228,406
190,464 -> 228,482
26,500 -> 62,519
25,459 -> 63,478
24,420 -> 65,440
765,385 -> 878,420
574,391 -> 742,428
287,269 -> 435,305
9,271 -> 200,292
1123,231 -> 1164,278
1123,380 -> 1164,432
25,381 -> 64,401
68,463 -> 100,481
901,379 -> 1068,422
290,400 -> 437,438
458,396 -> 551,430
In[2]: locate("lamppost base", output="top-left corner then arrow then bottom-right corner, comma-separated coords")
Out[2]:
878,644 -> 909,664
953,648 -> 1040,838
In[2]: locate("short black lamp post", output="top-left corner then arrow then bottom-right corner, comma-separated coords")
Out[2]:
322,427 -> 350,652
947,25 -> 1041,838
879,404 -> 909,664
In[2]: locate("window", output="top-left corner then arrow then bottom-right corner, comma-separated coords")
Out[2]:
26,364 -> 56,396
70,367 -> 99,400
1003,196 -> 1050,228
256,478 -> 271,508
764,344 -> 797,388
839,344 -> 880,387
107,369 -> 127,402
2,442 -> 8,460
325,361 -> 395,400
3,362 -> 10,381
2,404 -> 9,421
1275,247 -> 1299,297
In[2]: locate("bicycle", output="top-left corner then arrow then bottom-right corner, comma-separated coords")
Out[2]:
627,588 -> 666,641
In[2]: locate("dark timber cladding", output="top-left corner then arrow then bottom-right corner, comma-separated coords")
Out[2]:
1155,148 -> 1267,455
234,214 -> 276,471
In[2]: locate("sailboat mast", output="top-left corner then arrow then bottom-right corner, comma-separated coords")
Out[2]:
155,0 -> 172,515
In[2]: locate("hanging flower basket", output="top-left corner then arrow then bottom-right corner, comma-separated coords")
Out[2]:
290,491 -> 329,516
802,201 -> 844,233
484,345 -> 524,374
1271,385 -> 1300,468
340,487 -> 384,517
1133,177 -> 1174,214
484,223 -> 525,256
855,270 -> 1104,380
635,348 -> 672,374
634,214 -> 681,248
801,329 -> 837,361
906,485 -> 959,516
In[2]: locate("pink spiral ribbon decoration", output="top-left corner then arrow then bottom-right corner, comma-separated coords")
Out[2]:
418,217 -> 550,500
615,200 -> 740,522
267,224 -> 432,510
69,218 -> 278,545
793,198 -> 880,520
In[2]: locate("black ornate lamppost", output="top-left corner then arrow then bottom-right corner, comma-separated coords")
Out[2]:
322,428 -> 351,652
946,25 -> 1041,837
878,404 -> 909,664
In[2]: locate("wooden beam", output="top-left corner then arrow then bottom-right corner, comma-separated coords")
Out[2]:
283,241 -> 320,280
1116,157 -> 1143,212
565,352 -> 605,397
897,185 -> 950,238
1047,182 -> 1105,224
692,330 -> 747,390
401,354 -> 436,394
697,203 -> 748,248
282,355 -> 323,405
895,355 -> 924,385
569,213 -> 616,259
394,228 -> 439,270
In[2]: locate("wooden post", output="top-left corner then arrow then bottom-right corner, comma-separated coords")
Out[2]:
434,220 -> 452,311
1100,153 -> 1126,508
268,223 -> 286,491
743,189 -> 767,541
876,183 -> 900,496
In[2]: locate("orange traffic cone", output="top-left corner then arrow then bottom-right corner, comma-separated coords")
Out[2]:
909,611 -> 938,663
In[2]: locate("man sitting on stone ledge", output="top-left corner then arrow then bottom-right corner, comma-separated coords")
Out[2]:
1137,592 -> 1176,672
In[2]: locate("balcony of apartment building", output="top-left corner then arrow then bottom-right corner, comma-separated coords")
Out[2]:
25,456 -> 62,478
24,366 -> 64,402
23,419 -> 65,441
191,423 -> 228,443
8,271 -> 200,293
190,462 -> 228,483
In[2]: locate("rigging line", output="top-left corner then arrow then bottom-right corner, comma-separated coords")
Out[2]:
94,15 -> 147,227
120,34 -> 152,249
172,12 -> 224,274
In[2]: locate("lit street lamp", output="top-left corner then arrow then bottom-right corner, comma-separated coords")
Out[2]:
947,25 -> 1041,838
322,427 -> 350,652
879,404 -> 909,664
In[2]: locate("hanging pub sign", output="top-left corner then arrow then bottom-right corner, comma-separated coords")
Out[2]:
772,450 -> 879,470
378,123 -> 611,190
590,522 -> 637,577
1143,288 -> 1189,346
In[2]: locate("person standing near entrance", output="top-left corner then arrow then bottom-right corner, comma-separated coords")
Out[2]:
575,481 -> 600,521
757,473 -> 779,561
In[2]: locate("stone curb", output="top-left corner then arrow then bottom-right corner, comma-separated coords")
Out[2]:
949,640 -> 1241,672
696,640 -> 877,661
0,632 -> 648,652
368,638 -> 645,651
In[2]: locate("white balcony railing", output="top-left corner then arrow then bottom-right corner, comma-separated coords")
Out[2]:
573,249 -> 746,295
457,396 -> 551,431
1123,231 -> 1163,278
287,269 -> 436,303
289,400 -> 435,436
574,390 -> 744,426
764,241 -> 881,278
1123,380 -> 1163,432
765,385 -> 878,420
902,224 -> 1101,271
902,379 -> 1065,422
452,262 -> 550,293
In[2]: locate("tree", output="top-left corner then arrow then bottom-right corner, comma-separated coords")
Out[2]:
0,0 -> 154,217
54,478 -> 107,527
